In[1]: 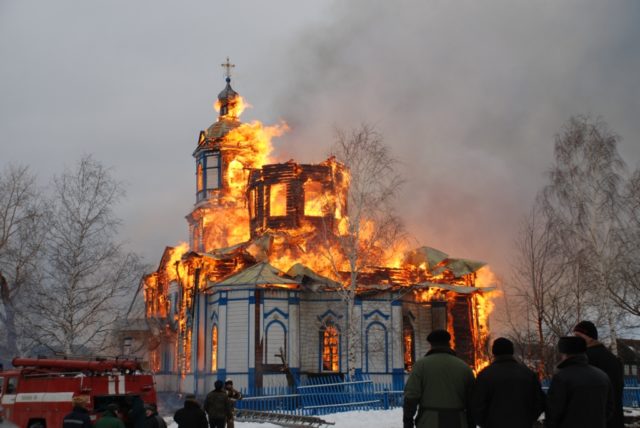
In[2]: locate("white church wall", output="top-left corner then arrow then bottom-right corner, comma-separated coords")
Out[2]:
226,294 -> 249,373
263,290 -> 289,365
299,295 -> 345,373
361,299 -> 392,374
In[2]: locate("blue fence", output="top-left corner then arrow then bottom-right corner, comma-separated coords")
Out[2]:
235,376 -> 640,416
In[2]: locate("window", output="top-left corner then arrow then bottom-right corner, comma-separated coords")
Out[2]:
7,377 -> 17,394
321,324 -> 339,372
196,163 -> 204,192
249,189 -> 256,219
266,322 -> 286,364
205,153 -> 220,190
0,377 -> 3,394
304,181 -> 324,217
269,183 -> 287,217
366,323 -> 387,373
403,316 -> 415,371
211,325 -> 218,372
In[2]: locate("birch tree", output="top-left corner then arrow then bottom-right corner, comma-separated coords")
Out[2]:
25,156 -> 142,355
326,124 -> 405,377
542,116 -> 628,349
0,165 -> 47,361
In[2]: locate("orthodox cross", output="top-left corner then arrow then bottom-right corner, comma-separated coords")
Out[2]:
221,57 -> 235,79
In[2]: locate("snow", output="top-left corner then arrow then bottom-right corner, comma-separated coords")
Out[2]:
164,408 -> 403,428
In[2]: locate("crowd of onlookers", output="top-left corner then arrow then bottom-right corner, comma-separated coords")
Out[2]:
403,320 -> 624,428
59,379 -> 242,428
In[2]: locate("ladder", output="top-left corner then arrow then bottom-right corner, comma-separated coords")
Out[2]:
235,409 -> 335,427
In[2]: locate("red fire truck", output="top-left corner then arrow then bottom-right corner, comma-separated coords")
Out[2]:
0,357 -> 157,428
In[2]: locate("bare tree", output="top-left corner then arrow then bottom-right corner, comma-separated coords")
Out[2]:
324,124 -> 406,377
542,116 -> 630,350
508,198 -> 566,377
24,156 -> 143,355
0,165 -> 47,361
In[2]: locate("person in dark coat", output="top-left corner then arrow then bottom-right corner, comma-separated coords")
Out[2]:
127,396 -> 146,428
143,403 -> 166,428
403,329 -> 475,428
224,379 -> 242,428
62,395 -> 93,428
173,394 -> 208,428
471,337 -> 545,428
95,403 -> 125,428
204,380 -> 232,428
544,336 -> 613,428
574,320 -> 625,428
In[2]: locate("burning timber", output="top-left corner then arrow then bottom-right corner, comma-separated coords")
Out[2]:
137,62 -> 496,394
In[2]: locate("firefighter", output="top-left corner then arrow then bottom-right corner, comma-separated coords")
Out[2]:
0,405 -> 19,428
224,379 -> 242,428
62,395 -> 93,428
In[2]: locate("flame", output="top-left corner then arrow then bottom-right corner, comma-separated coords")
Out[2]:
214,95 -> 248,119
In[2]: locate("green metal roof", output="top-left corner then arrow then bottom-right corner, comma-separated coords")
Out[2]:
213,262 -> 300,288
286,263 -> 342,290
405,246 -> 449,270
432,258 -> 487,277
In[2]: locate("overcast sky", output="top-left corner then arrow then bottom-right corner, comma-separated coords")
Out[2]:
2,1 -> 639,294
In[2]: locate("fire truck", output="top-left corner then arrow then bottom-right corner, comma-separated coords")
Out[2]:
0,357 -> 157,428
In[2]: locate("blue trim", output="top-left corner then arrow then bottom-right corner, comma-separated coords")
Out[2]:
249,291 -> 255,304
354,368 -> 362,379
264,307 -> 289,319
317,309 -> 343,322
355,298 -> 362,306
392,299 -> 403,307
364,309 -> 390,321
248,368 -> 256,395
219,291 -> 228,306
265,320 -> 287,364
290,367 -> 301,385
217,368 -> 227,383
288,294 -> 300,304
318,321 -> 342,373
365,321 -> 388,373
392,368 -> 405,391
210,311 -> 219,322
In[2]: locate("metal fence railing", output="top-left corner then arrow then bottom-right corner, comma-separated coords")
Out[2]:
234,376 -> 640,416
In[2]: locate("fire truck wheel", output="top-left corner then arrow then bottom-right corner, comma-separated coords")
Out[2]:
28,422 -> 45,428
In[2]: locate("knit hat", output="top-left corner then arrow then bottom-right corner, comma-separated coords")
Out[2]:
558,336 -> 587,354
427,329 -> 451,345
573,320 -> 598,340
491,337 -> 514,356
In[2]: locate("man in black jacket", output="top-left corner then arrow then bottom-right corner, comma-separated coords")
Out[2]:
471,337 -> 545,428
173,394 -> 208,428
545,336 -> 613,428
63,395 -> 93,428
573,320 -> 625,428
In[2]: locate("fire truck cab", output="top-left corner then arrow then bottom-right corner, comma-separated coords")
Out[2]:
0,357 -> 157,428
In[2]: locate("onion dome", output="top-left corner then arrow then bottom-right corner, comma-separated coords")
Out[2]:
217,76 -> 239,117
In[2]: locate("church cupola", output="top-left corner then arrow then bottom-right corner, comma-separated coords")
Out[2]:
193,58 -> 243,204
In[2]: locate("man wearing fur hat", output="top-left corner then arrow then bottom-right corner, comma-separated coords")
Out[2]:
471,337 -> 545,428
573,320 -> 624,428
403,329 -> 475,428
544,336 -> 613,428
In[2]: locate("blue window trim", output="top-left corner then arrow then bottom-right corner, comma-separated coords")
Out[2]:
318,319 -> 341,373
264,320 -> 287,365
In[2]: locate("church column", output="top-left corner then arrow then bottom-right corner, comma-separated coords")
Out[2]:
288,292 -> 300,383
217,291 -> 228,382
391,298 -> 405,391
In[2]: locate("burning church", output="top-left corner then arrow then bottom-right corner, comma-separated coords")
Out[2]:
141,60 -> 495,395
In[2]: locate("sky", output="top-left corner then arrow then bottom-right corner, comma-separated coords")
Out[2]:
2,0 -> 640,308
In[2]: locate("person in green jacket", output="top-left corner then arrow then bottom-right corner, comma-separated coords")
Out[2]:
95,403 -> 126,428
403,329 -> 475,428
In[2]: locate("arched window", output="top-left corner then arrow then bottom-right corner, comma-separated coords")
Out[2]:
321,323 -> 340,372
211,325 -> 218,372
265,321 -> 286,364
366,322 -> 387,373
205,153 -> 220,191
403,316 -> 415,371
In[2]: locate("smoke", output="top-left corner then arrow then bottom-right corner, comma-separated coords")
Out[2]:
268,0 -> 640,287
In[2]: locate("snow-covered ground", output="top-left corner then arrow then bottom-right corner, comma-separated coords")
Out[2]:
164,408 -> 403,428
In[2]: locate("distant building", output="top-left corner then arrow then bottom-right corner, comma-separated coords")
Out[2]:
617,339 -> 640,378
139,62 -> 495,395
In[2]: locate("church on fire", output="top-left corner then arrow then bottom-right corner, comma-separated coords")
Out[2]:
139,61 -> 494,395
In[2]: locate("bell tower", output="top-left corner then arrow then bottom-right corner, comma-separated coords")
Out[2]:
186,59 -> 251,252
